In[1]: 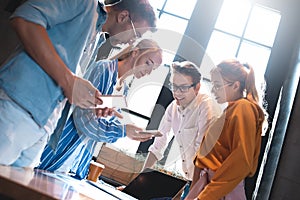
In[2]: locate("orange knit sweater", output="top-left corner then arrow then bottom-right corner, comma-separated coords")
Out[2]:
194,98 -> 265,200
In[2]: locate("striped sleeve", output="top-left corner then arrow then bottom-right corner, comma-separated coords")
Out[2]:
73,60 -> 126,143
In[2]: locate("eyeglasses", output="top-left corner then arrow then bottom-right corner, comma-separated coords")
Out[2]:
103,0 -> 122,6
129,16 -> 140,43
168,83 -> 196,93
212,82 -> 233,91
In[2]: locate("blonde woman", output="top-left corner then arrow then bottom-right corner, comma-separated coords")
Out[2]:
37,39 -> 163,179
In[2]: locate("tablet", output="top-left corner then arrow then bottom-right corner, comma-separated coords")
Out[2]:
138,130 -> 163,137
122,168 -> 187,200
93,95 -> 128,109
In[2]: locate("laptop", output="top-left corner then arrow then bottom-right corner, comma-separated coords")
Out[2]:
122,168 -> 187,200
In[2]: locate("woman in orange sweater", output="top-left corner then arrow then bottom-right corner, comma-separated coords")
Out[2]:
186,59 -> 267,200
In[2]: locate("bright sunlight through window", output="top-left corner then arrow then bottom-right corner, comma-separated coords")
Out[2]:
206,0 -> 281,87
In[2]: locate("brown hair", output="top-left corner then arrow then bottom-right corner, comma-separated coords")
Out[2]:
171,61 -> 202,85
211,59 -> 260,103
211,59 -> 269,135
105,0 -> 157,32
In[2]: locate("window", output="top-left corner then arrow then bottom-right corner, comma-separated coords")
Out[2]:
206,0 -> 281,87
149,0 -> 197,64
104,0 -> 281,171
101,0 -> 282,180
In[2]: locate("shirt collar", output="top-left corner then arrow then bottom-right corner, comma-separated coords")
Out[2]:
177,93 -> 200,113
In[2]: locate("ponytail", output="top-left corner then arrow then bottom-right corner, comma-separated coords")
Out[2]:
213,59 -> 268,135
109,44 -> 134,60
243,63 -> 259,104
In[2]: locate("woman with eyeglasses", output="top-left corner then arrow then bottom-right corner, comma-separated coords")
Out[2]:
37,38 -> 163,179
186,59 -> 268,200
143,61 -> 221,200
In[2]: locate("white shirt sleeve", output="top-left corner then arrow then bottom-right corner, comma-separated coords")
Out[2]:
148,101 -> 175,160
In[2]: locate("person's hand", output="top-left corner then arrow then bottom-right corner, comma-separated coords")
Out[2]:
95,107 -> 123,118
10,18 -> 102,109
126,124 -> 153,142
116,185 -> 126,191
64,75 -> 103,108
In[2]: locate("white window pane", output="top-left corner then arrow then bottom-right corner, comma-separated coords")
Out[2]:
244,5 -> 281,46
164,0 -> 197,19
127,65 -> 169,118
237,41 -> 271,84
215,0 -> 251,35
108,67 -> 169,155
157,14 -> 188,35
161,51 -> 175,64
199,53 -> 217,81
143,29 -> 181,63
148,0 -> 166,11
206,31 -> 240,64
128,84 -> 162,117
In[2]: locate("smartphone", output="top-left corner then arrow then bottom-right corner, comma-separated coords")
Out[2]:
138,130 -> 163,137
93,95 -> 128,109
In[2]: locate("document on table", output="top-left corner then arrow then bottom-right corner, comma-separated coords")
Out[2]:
87,179 -> 138,200
41,172 -> 119,200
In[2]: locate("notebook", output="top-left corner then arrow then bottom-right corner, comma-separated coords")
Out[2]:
122,168 -> 187,200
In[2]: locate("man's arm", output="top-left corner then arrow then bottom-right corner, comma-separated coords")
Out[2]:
142,151 -> 158,171
11,17 -> 102,108
142,102 -> 174,171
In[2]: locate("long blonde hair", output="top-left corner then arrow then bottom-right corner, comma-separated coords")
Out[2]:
112,38 -> 162,91
109,38 -> 162,61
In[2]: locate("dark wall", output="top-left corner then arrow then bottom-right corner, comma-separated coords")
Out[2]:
270,63 -> 300,200
0,0 -> 27,66
0,1 -> 19,65
252,0 -> 300,199
255,39 -> 300,200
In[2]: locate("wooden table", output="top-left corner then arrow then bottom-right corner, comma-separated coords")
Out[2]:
0,165 -> 136,200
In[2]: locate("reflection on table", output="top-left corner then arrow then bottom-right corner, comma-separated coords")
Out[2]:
0,165 -> 136,200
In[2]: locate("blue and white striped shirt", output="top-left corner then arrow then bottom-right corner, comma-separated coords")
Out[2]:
38,59 -> 127,179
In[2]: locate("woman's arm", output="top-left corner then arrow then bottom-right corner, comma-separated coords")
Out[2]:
198,102 -> 261,199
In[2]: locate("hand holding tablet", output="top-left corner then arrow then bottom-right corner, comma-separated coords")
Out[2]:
90,95 -> 127,119
96,95 -> 128,109
138,130 -> 163,137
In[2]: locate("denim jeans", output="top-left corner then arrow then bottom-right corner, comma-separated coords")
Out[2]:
0,89 -> 48,168
181,181 -> 191,200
